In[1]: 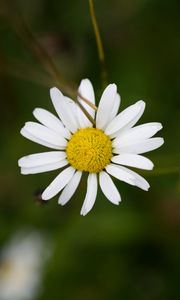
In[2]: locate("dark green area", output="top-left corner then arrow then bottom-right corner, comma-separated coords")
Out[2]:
0,0 -> 179,299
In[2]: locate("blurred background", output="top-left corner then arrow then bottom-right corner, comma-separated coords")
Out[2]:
0,0 -> 180,299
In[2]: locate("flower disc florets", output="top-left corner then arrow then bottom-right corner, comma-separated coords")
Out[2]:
66,128 -> 112,173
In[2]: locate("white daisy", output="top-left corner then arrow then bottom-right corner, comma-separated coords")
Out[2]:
18,79 -> 164,216
0,231 -> 50,300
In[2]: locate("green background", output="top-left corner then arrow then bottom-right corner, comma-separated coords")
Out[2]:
0,0 -> 180,299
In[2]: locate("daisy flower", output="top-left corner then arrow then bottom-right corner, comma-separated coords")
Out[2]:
0,231 -> 50,300
18,79 -> 164,216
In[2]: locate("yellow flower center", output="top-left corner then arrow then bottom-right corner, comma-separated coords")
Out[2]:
0,260 -> 14,279
66,128 -> 112,173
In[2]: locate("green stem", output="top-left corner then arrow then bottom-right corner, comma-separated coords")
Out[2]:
5,60 -> 54,87
141,167 -> 180,177
76,100 -> 95,125
13,14 -> 75,97
88,0 -> 108,88
77,92 -> 97,111
1,2 -> 97,125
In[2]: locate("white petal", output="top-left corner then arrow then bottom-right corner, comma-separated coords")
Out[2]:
21,122 -> 67,149
109,93 -> 121,122
18,151 -> 66,168
99,171 -> 121,205
21,129 -> 63,150
42,166 -> 75,200
111,154 -> 154,170
121,100 -> 145,131
64,96 -> 77,115
50,87 -> 78,133
106,100 -> 145,138
113,122 -> 163,147
20,159 -> 68,175
33,108 -> 71,139
96,84 -> 117,129
21,128 -> 53,149
113,137 -> 164,154
80,173 -> 98,216
58,171 -> 82,205
105,163 -> 136,186
76,104 -> 92,128
117,166 -> 150,191
77,79 -> 95,128
78,79 -> 95,105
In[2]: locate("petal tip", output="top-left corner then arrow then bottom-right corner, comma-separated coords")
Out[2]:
111,83 -> 117,92
158,123 -> 163,130
50,87 -> 62,99
32,108 -> 37,116
20,168 -> 28,175
20,127 -> 26,136
161,137 -> 165,145
104,83 -> 117,93
137,100 -> 146,107
18,158 -> 22,167
82,78 -> 91,84
58,198 -> 65,206
144,183 -> 150,191
41,191 -> 50,201
149,163 -> 154,170
33,107 -> 41,116
80,209 -> 87,216
50,86 -> 58,92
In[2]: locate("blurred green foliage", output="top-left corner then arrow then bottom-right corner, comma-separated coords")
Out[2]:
0,0 -> 180,299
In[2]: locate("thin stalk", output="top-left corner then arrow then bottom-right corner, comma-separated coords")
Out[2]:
89,0 -> 108,87
78,92 -> 97,111
1,1 -> 97,125
5,60 -> 53,87
13,15 -> 75,96
141,167 -> 180,177
76,100 -> 95,125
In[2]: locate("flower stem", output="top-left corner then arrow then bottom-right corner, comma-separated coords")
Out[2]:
14,14 -> 75,97
88,0 -> 108,88
76,100 -> 96,125
1,1 -> 97,125
141,167 -> 180,177
77,92 -> 97,111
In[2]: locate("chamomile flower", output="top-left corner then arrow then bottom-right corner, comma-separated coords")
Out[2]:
18,79 -> 164,215
0,231 -> 50,300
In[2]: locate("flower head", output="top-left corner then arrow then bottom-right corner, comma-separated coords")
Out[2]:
18,79 -> 164,215
0,231 -> 50,300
